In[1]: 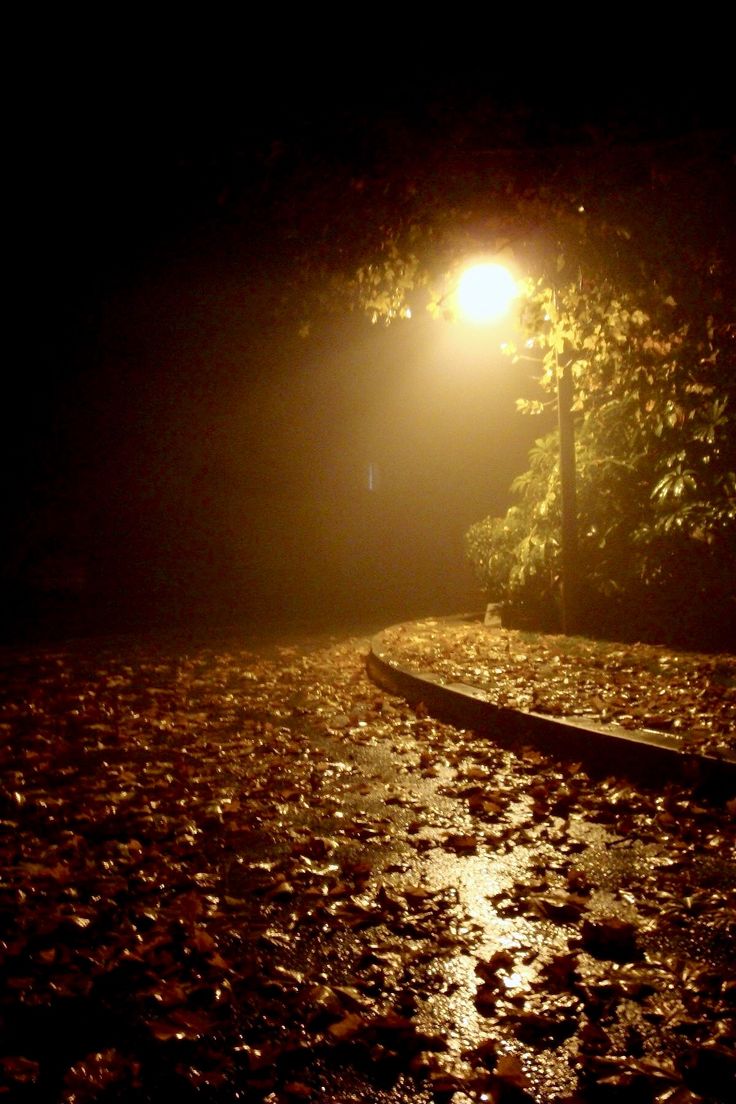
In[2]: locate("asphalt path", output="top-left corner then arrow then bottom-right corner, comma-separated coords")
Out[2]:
1,624 -> 734,1102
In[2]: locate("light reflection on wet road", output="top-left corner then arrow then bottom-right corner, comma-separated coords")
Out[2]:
1,624 -> 734,1102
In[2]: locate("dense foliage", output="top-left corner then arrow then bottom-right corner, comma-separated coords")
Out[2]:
466,237 -> 736,645
200,95 -> 734,646
304,113 -> 736,647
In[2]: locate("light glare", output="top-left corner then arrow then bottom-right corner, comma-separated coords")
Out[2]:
457,263 -> 518,324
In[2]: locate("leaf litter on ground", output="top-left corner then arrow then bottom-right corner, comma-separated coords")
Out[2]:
379,619 -> 736,761
0,626 -> 734,1103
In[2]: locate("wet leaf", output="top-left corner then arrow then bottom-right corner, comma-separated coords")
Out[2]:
495,1052 -> 529,1087
443,833 -> 478,853
476,950 -> 516,980
303,983 -> 344,1018
148,1009 -> 217,1041
62,1048 -> 139,1099
327,1011 -> 366,1040
581,917 -> 640,961
1,627 -> 734,1103
507,1004 -> 578,1047
528,891 -> 588,922
539,951 -> 579,991
0,1055 -> 40,1085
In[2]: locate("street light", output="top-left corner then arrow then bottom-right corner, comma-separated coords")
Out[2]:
456,263 -> 519,324
553,311 -> 579,636
457,262 -> 579,635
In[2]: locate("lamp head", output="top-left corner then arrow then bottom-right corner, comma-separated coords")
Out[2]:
457,263 -> 518,324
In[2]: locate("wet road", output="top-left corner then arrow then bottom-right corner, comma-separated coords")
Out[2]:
1,625 -> 734,1102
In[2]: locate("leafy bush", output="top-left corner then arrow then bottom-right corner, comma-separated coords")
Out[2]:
466,277 -> 736,647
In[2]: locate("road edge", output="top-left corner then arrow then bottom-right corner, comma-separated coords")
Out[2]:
367,621 -> 736,793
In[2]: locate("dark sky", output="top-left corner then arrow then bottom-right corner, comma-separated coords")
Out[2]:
6,35 -> 732,637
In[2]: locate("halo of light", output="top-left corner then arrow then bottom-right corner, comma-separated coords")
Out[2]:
457,263 -> 518,323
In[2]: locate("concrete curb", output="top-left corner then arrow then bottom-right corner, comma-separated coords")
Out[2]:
367,621 -> 736,793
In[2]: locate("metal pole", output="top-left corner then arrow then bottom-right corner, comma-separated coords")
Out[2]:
556,357 -> 578,634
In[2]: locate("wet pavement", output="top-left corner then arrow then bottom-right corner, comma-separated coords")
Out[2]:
0,625 -> 734,1102
368,616 -> 736,789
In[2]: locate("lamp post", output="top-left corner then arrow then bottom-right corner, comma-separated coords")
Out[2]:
554,340 -> 579,635
456,263 -> 579,635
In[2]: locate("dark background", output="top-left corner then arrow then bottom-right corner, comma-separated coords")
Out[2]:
5,26 -> 730,640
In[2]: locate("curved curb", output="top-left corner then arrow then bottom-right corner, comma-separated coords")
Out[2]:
367,622 -> 736,793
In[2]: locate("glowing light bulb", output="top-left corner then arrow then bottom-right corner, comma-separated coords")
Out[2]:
457,263 -> 518,323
